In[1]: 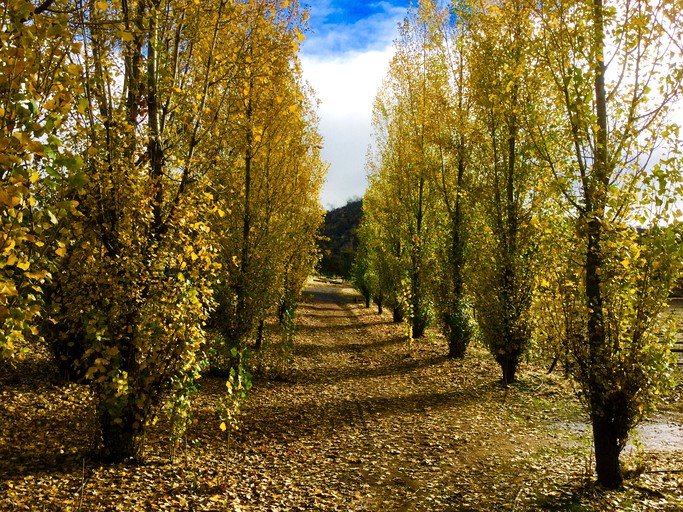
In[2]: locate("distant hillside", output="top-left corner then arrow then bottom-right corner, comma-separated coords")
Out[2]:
318,199 -> 363,278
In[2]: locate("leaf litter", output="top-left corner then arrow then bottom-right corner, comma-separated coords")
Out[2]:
1,278 -> 682,510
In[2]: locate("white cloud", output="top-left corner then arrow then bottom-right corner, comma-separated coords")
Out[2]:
301,48 -> 394,209
300,2 -> 407,210
316,113 -> 371,209
301,49 -> 394,116
303,2 -> 406,55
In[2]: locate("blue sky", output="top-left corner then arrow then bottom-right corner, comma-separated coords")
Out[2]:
300,1 -> 683,214
303,1 -> 409,56
300,1 -> 412,209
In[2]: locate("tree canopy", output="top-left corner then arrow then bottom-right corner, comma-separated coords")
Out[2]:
357,0 -> 683,489
3,0 -> 683,494
1,0 -> 325,463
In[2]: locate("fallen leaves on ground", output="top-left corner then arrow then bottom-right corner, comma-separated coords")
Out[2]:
1,279 -> 682,510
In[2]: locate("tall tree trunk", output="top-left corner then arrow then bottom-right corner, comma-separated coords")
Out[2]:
412,290 -> 428,338
592,408 -> 623,489
147,0 -> 165,236
446,212 -> 468,358
498,353 -> 518,386
411,173 -> 428,339
255,318 -> 265,350
585,215 -> 621,487
393,305 -> 404,323
98,405 -> 145,463
588,0 -> 621,489
234,63 -> 255,350
446,304 -> 469,358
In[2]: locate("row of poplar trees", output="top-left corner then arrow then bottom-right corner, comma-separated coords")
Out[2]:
0,0 -> 325,462
355,0 -> 683,489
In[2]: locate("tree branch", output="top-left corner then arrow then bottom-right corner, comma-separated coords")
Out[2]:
33,0 -> 56,16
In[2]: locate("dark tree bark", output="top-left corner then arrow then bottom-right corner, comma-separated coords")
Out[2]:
375,292 -> 383,315
591,406 -> 624,489
498,353 -> 518,386
443,129 -> 471,359
586,0 -> 623,489
412,298 -> 429,338
255,318 -> 265,350
98,405 -> 145,463
392,306 -> 404,323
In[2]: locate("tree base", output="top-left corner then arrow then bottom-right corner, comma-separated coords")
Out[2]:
593,413 -> 624,489
497,354 -> 519,386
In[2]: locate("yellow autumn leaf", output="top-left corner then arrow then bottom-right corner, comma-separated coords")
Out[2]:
4,194 -> 21,208
77,98 -> 90,114
27,140 -> 44,155
26,270 -> 47,280
0,281 -> 18,296
55,246 -> 67,257
219,422 -> 227,431
43,98 -> 58,110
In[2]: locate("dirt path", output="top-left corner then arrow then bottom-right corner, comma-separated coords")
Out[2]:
236,280 -> 470,510
1,279 -> 682,511
219,280 -> 683,510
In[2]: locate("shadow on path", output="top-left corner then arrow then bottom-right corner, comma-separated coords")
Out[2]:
232,281 -> 493,444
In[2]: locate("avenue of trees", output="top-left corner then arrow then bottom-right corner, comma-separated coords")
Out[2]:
357,0 -> 683,488
3,0 -> 683,495
0,0 -> 325,463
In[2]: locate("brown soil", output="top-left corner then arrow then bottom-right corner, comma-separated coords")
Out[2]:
1,279 -> 682,511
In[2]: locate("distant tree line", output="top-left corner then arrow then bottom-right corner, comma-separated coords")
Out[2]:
318,199 -> 362,278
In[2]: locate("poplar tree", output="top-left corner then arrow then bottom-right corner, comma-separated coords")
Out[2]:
426,0 -> 475,358
0,0 -> 82,361
208,0 -> 324,365
365,4 -> 445,339
534,0 -> 683,487
466,0 -> 546,384
48,0 -> 241,462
